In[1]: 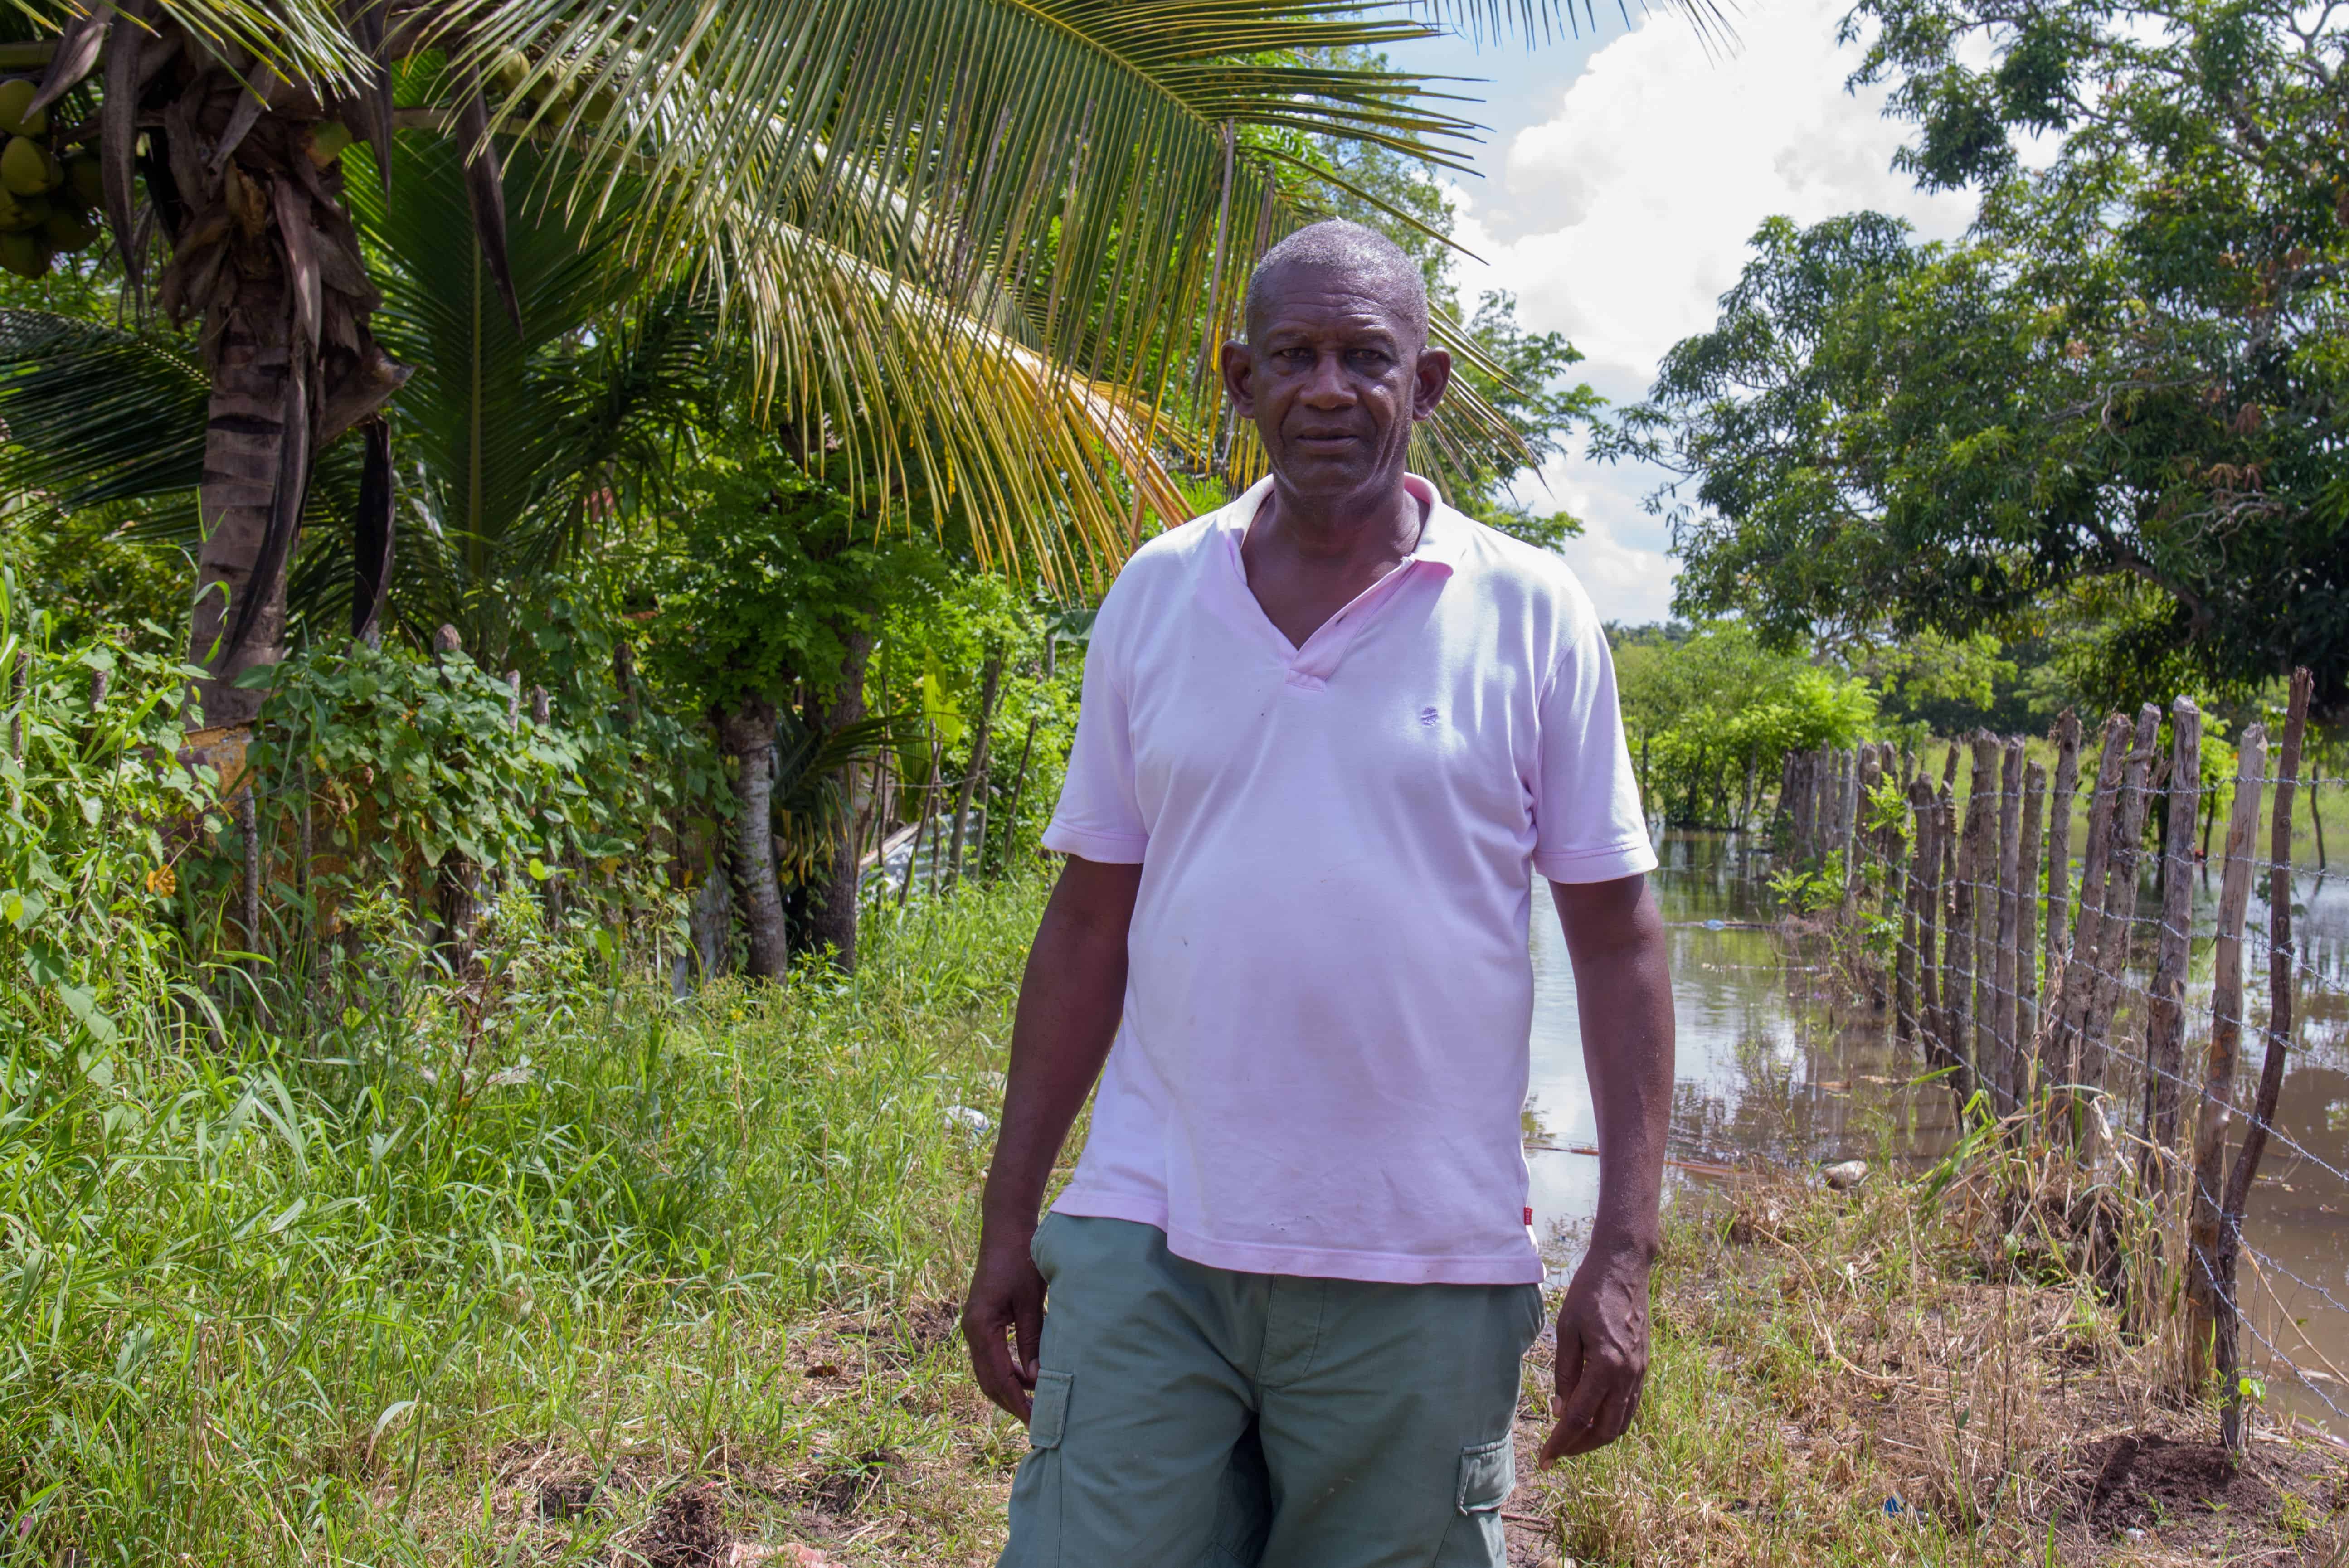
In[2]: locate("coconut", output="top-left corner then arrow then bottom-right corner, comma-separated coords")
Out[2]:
42,206 -> 94,250
65,154 -> 100,208
0,192 -> 48,231
0,228 -> 51,278
491,48 -> 530,93
0,78 -> 45,140
1,135 -> 52,196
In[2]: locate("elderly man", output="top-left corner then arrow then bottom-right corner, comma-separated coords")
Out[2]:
963,219 -> 1675,1567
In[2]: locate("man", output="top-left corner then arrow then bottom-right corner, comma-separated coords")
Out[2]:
963,219 -> 1675,1567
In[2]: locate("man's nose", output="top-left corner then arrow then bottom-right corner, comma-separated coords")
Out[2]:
1301,350 -> 1355,406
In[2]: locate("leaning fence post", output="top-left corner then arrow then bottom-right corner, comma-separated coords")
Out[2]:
2017,758 -> 2046,1099
2082,704 -> 2163,1094
2046,709 -> 2081,988
2216,666 -> 2311,1453
2184,722 -> 2265,1395
2045,714 -> 2130,1095
2140,698 -> 2202,1190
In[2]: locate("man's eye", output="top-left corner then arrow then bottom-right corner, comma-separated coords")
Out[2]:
1350,350 -> 1390,368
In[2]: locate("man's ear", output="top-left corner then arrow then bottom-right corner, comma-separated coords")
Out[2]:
1412,346 -> 1454,420
1220,340 -> 1257,420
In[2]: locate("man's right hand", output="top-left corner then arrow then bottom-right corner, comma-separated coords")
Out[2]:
963,1220 -> 1046,1421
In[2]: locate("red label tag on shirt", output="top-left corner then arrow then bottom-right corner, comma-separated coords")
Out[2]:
1523,1208 -> 1534,1227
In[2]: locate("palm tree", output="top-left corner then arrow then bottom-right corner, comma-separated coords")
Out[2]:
0,0 -> 1696,750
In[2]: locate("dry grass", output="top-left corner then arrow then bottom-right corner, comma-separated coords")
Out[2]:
1514,1166 -> 2349,1567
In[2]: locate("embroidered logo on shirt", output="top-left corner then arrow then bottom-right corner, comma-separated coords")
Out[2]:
1523,1207 -> 1534,1227
1419,706 -> 1440,727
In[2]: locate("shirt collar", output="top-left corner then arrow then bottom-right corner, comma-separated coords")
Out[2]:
1221,472 -> 1464,573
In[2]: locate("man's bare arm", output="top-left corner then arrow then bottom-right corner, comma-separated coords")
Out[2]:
1540,872 -> 1675,1464
962,855 -> 1143,1421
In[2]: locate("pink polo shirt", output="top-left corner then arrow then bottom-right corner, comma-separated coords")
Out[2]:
1041,475 -> 1656,1285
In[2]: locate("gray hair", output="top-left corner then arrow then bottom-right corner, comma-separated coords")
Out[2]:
1242,219 -> 1429,346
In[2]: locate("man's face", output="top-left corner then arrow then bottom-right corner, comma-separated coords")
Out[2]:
1221,265 -> 1451,503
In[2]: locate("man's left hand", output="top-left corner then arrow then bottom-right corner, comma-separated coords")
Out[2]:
1538,1247 -> 1652,1463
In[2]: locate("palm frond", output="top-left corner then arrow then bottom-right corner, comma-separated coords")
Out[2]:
1412,0 -> 1735,47
433,2 -> 1629,549
0,307 -> 363,633
436,4 -> 1476,389
0,310 -> 206,511
1,0 -> 369,90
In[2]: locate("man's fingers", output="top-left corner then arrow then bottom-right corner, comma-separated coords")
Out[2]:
968,1326 -> 1033,1422
1013,1290 -> 1043,1387
1554,1343 -> 1616,1440
1540,1338 -> 1642,1465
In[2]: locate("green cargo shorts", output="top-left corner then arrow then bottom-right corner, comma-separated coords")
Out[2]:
999,1213 -> 1545,1568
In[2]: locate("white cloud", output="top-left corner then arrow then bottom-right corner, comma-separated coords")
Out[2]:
1444,0 -> 1980,623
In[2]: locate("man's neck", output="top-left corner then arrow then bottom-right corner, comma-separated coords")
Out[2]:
1258,470 -> 1423,567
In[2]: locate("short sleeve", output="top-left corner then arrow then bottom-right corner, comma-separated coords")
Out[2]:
1041,592 -> 1149,864
1531,613 -> 1657,884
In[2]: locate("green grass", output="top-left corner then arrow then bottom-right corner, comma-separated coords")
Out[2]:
0,875 -> 1047,1564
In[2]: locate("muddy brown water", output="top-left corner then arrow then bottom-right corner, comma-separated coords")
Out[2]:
1525,830 -> 2349,1432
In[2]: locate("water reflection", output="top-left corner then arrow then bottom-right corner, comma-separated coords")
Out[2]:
1525,830 -> 2349,1427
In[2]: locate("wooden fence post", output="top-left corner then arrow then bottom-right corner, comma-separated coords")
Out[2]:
238,785 -> 263,970
1994,737 -> 2025,1112
2216,667 -> 2311,1452
2045,714 -> 2129,1092
2183,722 -> 2265,1394
2017,758 -> 2046,1098
6,647 -> 26,767
1839,747 -> 1865,925
2043,709 -> 2082,1048
1942,757 -> 1980,1108
2140,697 -> 2202,1187
1898,777 -> 1932,1050
1960,733 -> 1999,1102
1790,751 -> 1810,857
946,653 -> 1004,892
2082,704 -> 2164,1094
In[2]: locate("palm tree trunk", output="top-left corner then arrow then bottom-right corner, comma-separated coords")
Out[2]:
802,626 -> 875,971
717,696 -> 791,979
186,270 -> 299,732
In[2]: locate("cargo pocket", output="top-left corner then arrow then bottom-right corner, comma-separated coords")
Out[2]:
1027,1369 -> 1073,1449
1455,1436 -> 1514,1514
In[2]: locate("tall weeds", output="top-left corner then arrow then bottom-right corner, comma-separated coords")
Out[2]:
3,831 -> 1040,1558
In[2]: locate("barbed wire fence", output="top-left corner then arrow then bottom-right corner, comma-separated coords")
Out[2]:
1775,667 -> 2349,1455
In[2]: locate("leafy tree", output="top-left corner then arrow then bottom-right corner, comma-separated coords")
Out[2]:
1610,0 -> 2349,715
643,447 -> 935,976
1612,621 -> 1877,828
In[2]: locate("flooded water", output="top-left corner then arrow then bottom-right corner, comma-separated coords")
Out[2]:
1525,831 -> 2349,1430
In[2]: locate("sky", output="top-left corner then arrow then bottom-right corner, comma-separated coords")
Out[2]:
1381,0 -> 1981,625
